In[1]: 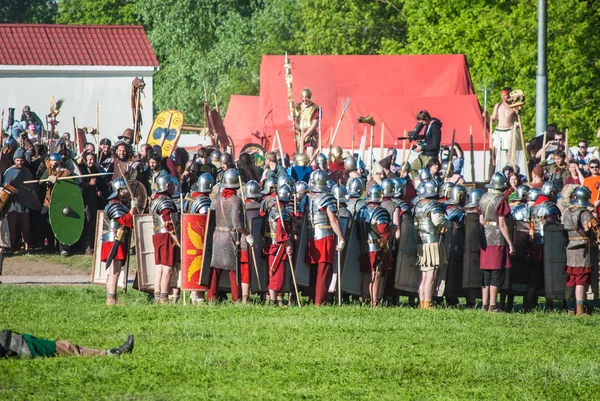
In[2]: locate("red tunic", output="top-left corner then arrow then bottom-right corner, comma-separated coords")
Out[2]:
152,202 -> 180,267
305,202 -> 335,264
100,211 -> 133,262
329,161 -> 344,171
360,223 -> 391,272
403,182 -> 417,205
479,197 -> 512,270
263,209 -> 292,291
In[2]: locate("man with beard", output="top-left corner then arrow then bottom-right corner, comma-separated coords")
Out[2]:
112,141 -> 142,182
98,138 -> 113,174
78,151 -> 107,255
3,147 -> 32,253
141,154 -> 169,195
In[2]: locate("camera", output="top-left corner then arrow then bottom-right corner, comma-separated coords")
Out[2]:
408,122 -> 424,140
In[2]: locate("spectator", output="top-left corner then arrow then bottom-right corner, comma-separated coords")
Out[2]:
542,150 -> 568,190
570,140 -> 593,173
564,161 -> 585,186
237,152 -> 261,183
504,172 -> 522,201
196,147 -> 217,179
583,159 -> 600,205
530,165 -> 544,189
535,131 -> 565,163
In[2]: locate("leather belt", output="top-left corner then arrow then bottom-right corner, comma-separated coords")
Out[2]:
569,236 -> 589,241
310,224 -> 332,229
215,226 -> 233,232
266,232 -> 277,239
483,222 -> 497,226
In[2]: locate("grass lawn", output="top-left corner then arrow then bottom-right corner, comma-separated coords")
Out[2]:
1,286 -> 600,400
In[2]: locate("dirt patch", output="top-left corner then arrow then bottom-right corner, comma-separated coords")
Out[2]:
2,259 -> 86,276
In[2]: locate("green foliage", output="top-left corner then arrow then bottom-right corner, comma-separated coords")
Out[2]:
3,286 -> 600,400
0,0 -> 57,23
55,0 -> 139,25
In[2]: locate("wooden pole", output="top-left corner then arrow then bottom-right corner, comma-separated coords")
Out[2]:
275,130 -> 285,164
483,114 -> 487,181
379,122 -> 385,160
72,117 -> 78,154
511,121 -> 517,171
488,115 -> 493,180
25,172 -> 111,184
541,130 -> 548,162
369,124 -> 375,170
274,194 -> 301,307
516,113 -> 530,182
470,126 -> 475,184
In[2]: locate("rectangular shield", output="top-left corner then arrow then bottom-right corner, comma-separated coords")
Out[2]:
543,224 -> 567,299
293,212 -> 311,288
329,215 -> 350,293
90,210 -> 128,290
341,217 -> 362,296
250,215 -> 269,293
133,214 -> 178,291
443,221 -> 466,297
462,213 -> 482,289
180,213 -> 208,291
394,214 -> 420,293
199,210 -> 216,287
510,223 -> 530,295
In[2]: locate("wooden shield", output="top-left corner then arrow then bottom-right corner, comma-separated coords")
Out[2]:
199,210 -> 216,287
146,110 -> 184,157
181,213 -> 208,291
123,180 -> 148,212
462,212 -> 482,289
443,220 -> 466,298
329,215 -> 350,293
293,212 -> 311,288
133,214 -> 178,291
510,222 -> 531,295
49,180 -> 84,245
341,216 -> 361,296
90,210 -> 129,291
250,215 -> 269,293
394,214 -> 420,293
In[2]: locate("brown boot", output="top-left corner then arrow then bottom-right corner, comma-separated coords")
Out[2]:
576,304 -> 589,316
481,304 -> 489,312
419,301 -> 424,309
423,300 -> 433,310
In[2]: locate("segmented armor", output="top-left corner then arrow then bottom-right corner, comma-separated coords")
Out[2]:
358,204 -> 391,252
102,202 -> 129,242
563,206 -> 596,267
150,195 -> 179,234
414,199 -> 447,244
308,192 -> 337,240
189,196 -> 212,215
530,201 -> 561,245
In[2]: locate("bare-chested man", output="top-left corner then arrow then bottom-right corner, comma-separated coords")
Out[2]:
487,87 -> 518,171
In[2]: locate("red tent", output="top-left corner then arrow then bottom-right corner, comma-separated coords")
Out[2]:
225,54 -> 486,154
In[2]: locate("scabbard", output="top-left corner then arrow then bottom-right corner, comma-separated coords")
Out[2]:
104,240 -> 121,270
269,244 -> 286,276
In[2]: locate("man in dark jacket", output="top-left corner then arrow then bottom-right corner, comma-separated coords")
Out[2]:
410,110 -> 443,176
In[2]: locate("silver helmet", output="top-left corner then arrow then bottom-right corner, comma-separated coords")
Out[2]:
367,184 -> 384,203
541,180 -> 557,201
315,153 -> 327,170
445,184 -> 467,206
485,172 -> 508,190
440,161 -> 453,177
221,169 -> 240,189
261,178 -> 277,195
381,179 -> 396,198
220,152 -> 233,166
514,185 -> 530,202
465,189 -> 484,209
244,180 -> 262,200
421,180 -> 439,199
210,149 -> 221,162
49,152 -> 63,162
418,168 -> 432,182
440,182 -> 455,199
392,177 -> 407,198
196,173 -> 214,194
326,180 -> 335,191
571,186 -> 592,207
155,174 -> 174,193
331,184 -> 349,204
344,155 -> 357,171
347,177 -> 364,198
277,174 -> 295,190
276,184 -> 292,202
399,161 -> 411,174
416,182 -> 427,198
527,187 -> 541,202
111,177 -> 128,194
295,181 -> 308,202
309,169 -> 329,193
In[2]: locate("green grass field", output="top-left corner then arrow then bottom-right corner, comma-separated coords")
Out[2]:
1,286 -> 600,400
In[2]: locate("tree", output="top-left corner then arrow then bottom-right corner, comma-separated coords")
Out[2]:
0,0 -> 57,23
55,0 -> 139,25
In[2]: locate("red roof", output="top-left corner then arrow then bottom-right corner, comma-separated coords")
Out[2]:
0,24 -> 159,67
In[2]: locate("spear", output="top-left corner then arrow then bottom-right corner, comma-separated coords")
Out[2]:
329,97 -> 350,150
274,193 -> 302,307
238,175 -> 262,292
25,172 -> 112,184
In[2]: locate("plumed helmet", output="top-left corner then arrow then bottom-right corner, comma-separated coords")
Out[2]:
277,174 -> 295,190
326,180 -> 335,191
49,152 -> 62,162
465,189 -> 484,208
515,185 -> 530,202
541,180 -> 557,200
276,184 -> 292,202
571,186 -> 592,207
155,175 -> 174,193
331,184 -> 349,204
440,182 -> 455,199
445,185 -> 467,206
220,152 -> 232,165
210,149 -> 221,162
421,180 -> 439,199
244,180 -> 262,200
309,169 -> 329,193
367,184 -> 384,203
347,177 -> 364,198
381,179 -> 396,198
485,172 -> 508,190
295,153 -> 309,167
261,178 -> 277,195
527,187 -> 541,202
111,177 -> 128,194
185,160 -> 199,173
330,146 -> 343,162
418,168 -> 432,182
315,153 -> 327,169
344,155 -> 357,171
399,161 -> 411,173
393,177 -> 407,198
301,87 -> 312,98
196,173 -> 214,194
221,169 -> 240,189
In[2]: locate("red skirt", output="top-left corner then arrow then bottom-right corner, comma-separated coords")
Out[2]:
306,235 -> 335,265
360,251 -> 391,273
152,232 -> 179,268
100,241 -> 128,262
480,244 -> 511,270
240,250 -> 250,285
566,266 -> 592,286
267,253 -> 285,292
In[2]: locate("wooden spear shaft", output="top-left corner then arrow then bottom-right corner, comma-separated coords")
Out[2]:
238,175 -> 262,292
470,126 -> 475,185
379,122 -> 385,160
25,172 -> 111,184
483,113 -> 487,181
274,194 -> 302,307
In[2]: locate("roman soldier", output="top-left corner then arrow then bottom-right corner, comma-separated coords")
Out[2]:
149,175 -> 180,304
306,169 -> 345,305
414,180 -> 451,309
314,153 -> 328,172
443,184 -> 468,306
357,185 -> 391,306
215,152 -> 233,184
346,177 -> 366,217
527,180 -> 561,311
380,179 -> 402,304
186,173 -> 214,305
181,159 -> 200,194
295,87 -> 320,155
101,178 -> 137,305
240,180 -> 262,303
343,155 -> 361,184
398,161 -> 417,205
328,146 -> 345,184
294,180 -> 309,219
479,173 -> 515,312
78,150 -> 107,255
207,169 -> 253,302
331,184 -> 351,219
439,182 -> 455,203
263,184 -> 294,306
507,185 -> 531,311
563,186 -> 598,316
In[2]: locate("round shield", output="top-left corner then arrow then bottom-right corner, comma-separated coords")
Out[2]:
49,180 -> 85,245
122,179 -> 148,211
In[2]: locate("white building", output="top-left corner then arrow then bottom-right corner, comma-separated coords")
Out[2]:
0,24 -> 158,145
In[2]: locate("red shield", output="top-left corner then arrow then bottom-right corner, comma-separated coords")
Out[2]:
181,213 -> 208,290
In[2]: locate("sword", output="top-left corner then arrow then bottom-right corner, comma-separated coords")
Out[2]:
269,243 -> 285,276
105,227 -> 127,270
